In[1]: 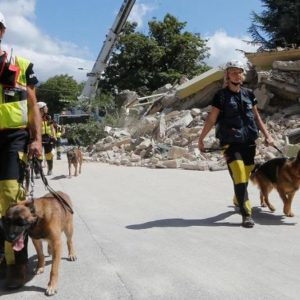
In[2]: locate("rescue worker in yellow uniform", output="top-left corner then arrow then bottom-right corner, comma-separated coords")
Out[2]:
37,101 -> 56,176
0,11 -> 42,289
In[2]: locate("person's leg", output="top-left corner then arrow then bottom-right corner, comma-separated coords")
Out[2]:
0,130 -> 29,288
0,179 -> 28,289
225,145 -> 256,227
44,143 -> 54,175
227,155 -> 252,215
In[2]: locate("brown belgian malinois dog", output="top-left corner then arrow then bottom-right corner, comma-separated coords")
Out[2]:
3,191 -> 76,296
66,147 -> 83,177
250,149 -> 300,217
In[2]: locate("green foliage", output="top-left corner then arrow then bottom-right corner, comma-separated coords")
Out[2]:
63,113 -> 124,146
36,75 -> 81,115
101,14 -> 210,95
92,92 -> 115,116
249,0 -> 300,49
64,121 -> 105,146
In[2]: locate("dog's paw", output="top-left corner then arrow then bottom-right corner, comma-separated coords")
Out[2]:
285,211 -> 294,217
68,254 -> 77,261
284,206 -> 294,217
269,205 -> 276,212
34,266 -> 45,275
45,285 -> 57,296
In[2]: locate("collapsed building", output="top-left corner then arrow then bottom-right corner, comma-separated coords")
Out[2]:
86,48 -> 300,171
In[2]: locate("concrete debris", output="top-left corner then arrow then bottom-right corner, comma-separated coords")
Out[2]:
84,51 -> 300,171
245,48 -> 300,70
85,103 -> 300,171
254,59 -> 300,105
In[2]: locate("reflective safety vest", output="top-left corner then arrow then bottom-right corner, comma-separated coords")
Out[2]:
42,120 -> 53,136
0,55 -> 30,129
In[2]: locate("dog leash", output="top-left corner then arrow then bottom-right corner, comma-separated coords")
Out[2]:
272,145 -> 287,158
27,159 -> 35,201
202,147 -> 223,153
31,157 -> 74,214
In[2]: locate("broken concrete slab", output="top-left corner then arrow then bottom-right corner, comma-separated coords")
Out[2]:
175,68 -> 224,99
245,48 -> 300,70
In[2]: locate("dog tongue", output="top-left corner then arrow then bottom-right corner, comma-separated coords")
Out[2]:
12,234 -> 25,251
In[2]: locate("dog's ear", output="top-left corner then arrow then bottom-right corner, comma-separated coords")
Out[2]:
18,199 -> 32,206
24,199 -> 36,214
15,199 -> 36,214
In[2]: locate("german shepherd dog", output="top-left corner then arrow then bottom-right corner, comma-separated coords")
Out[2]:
251,150 -> 300,217
66,147 -> 83,177
2,192 -> 76,296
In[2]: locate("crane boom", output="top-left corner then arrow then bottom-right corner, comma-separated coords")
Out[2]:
79,0 -> 136,100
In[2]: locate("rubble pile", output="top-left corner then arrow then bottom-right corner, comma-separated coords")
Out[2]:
85,56 -> 300,171
254,60 -> 300,111
86,105 -> 300,171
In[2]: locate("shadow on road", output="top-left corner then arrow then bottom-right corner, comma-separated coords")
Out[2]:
126,207 -> 296,230
252,206 -> 297,226
126,211 -> 239,229
51,174 -> 68,180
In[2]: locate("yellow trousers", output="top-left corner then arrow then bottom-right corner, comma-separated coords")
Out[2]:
0,180 -> 26,265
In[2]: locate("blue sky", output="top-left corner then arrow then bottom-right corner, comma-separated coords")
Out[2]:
0,0 -> 263,83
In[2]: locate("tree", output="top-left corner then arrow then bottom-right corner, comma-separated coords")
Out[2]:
36,75 -> 81,116
101,14 -> 210,95
249,0 -> 300,50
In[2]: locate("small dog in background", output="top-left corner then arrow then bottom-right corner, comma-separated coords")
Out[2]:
250,149 -> 300,217
66,147 -> 83,177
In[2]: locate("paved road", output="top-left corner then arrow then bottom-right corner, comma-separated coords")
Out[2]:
1,155 -> 300,299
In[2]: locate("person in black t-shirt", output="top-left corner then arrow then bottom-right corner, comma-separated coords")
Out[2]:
198,60 -> 275,228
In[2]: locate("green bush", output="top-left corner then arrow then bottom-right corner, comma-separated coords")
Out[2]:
63,113 -> 124,147
64,121 -> 105,146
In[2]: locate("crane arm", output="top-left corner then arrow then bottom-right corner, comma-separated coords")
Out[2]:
79,0 -> 136,101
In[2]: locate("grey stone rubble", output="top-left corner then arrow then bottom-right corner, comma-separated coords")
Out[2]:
84,109 -> 300,171
85,59 -> 300,171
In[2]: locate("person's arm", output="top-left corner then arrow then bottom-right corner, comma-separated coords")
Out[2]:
27,85 -> 42,157
253,105 -> 274,146
198,106 -> 220,152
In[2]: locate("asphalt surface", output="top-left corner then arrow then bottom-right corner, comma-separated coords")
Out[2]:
1,155 -> 300,299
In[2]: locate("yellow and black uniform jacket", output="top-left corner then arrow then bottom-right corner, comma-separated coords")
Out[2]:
0,52 -> 38,129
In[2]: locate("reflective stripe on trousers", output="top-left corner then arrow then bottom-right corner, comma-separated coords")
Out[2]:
0,179 -> 26,265
224,144 -> 256,217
